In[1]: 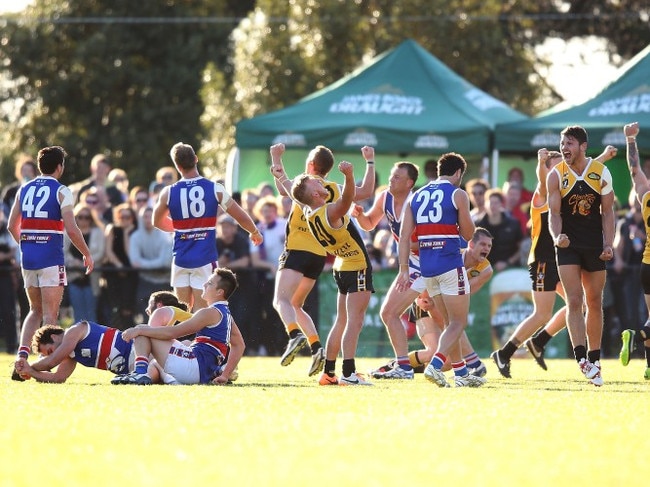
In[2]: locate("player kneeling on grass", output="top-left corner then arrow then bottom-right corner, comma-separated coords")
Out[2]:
116,267 -> 244,386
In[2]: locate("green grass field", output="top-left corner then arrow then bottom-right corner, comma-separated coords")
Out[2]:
3,353 -> 646,486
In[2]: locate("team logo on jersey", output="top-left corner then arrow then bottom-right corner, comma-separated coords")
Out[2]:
587,172 -> 601,181
469,269 -> 480,278
561,178 -> 569,189
568,193 -> 596,216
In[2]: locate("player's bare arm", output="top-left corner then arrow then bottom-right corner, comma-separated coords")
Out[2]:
152,185 -> 174,232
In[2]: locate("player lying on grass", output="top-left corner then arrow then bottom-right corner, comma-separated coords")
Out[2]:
14,291 -> 191,384
115,267 -> 244,386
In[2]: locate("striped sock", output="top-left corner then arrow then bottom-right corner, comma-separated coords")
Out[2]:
463,352 -> 481,369
307,335 -> 321,354
397,355 -> 412,371
17,346 -> 30,359
451,361 -> 469,377
134,356 -> 149,374
287,322 -> 300,338
430,352 -> 446,370
408,351 -> 423,368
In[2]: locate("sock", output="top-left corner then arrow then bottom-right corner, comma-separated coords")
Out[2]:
409,351 -> 424,367
342,358 -> 356,378
463,352 -> 481,369
501,340 -> 519,361
324,359 -> 336,376
451,361 -> 469,377
288,328 -> 301,339
307,335 -> 321,354
17,346 -> 30,359
640,325 -> 650,341
397,355 -> 412,371
134,356 -> 149,374
587,349 -> 601,364
430,352 -> 446,370
533,330 -> 552,348
645,347 -> 650,368
573,345 -> 587,363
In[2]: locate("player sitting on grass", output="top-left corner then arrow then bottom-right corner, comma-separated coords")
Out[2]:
115,267 -> 244,385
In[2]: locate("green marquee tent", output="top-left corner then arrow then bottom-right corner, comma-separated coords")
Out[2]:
495,44 -> 650,153
235,39 -> 527,156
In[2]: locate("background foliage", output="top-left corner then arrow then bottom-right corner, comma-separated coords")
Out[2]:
0,0 -> 648,188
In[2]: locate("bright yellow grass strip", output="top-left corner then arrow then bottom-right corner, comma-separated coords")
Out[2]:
2,354 -> 646,486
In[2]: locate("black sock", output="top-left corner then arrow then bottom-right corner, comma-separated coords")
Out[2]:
640,326 -> 650,341
310,341 -> 322,354
342,358 -> 355,378
573,345 -> 587,362
533,330 -> 552,348
587,349 -> 601,363
324,359 -> 336,376
288,329 -> 301,339
501,340 -> 519,361
645,347 -> 650,368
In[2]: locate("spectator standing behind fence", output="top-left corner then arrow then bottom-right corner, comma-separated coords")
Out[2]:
0,210 -> 18,353
70,153 -> 112,205
64,203 -> 105,323
153,142 -> 262,312
506,166 -> 534,207
1,154 -> 37,217
476,188 -> 523,272
8,146 -> 94,381
129,206 -> 173,321
465,178 -> 490,223
249,196 -> 287,356
216,214 -> 255,353
102,203 -> 138,329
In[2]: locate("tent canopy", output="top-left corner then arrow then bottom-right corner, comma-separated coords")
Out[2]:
495,44 -> 650,153
236,39 -> 527,155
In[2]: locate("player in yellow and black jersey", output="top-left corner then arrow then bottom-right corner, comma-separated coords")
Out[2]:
269,143 -> 375,378
273,154 -> 375,386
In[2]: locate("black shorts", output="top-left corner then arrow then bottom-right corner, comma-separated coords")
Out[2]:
278,250 -> 326,280
640,263 -> 650,295
555,246 -> 606,272
332,268 -> 374,295
528,260 -> 560,292
408,301 -> 431,322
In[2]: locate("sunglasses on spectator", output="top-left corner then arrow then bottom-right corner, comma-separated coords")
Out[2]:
76,214 -> 92,220
119,214 -> 133,220
136,197 -> 148,203
86,199 -> 98,205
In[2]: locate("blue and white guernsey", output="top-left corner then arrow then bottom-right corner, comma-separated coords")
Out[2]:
18,176 -> 68,270
409,180 -> 462,277
73,321 -> 133,375
168,177 -> 222,268
191,300 -> 232,384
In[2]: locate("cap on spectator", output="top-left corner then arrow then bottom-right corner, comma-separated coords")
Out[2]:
218,214 -> 237,226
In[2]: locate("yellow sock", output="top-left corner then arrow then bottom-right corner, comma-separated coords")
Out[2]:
408,351 -> 423,368
286,322 -> 300,334
307,334 -> 320,346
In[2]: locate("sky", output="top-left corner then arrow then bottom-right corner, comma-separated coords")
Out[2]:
0,1 -> 619,108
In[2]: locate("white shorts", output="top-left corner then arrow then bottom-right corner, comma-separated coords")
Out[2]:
22,265 -> 67,288
163,340 -> 201,384
408,265 -> 427,294
423,267 -> 469,296
171,262 -> 216,290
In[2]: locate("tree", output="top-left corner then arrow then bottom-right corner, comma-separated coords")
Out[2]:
0,0 -> 254,186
